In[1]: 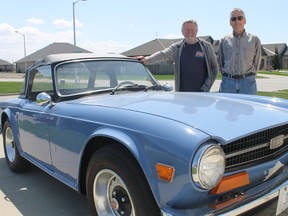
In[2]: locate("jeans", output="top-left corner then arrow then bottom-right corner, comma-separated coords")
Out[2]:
219,75 -> 257,95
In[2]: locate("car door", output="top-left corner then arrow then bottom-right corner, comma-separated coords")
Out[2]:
17,66 -> 53,166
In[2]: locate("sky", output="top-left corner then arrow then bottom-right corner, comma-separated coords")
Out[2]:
1,0 -> 287,63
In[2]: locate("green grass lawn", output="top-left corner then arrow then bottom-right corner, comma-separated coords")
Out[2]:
1,77 -> 288,100
258,70 -> 288,76
0,82 -> 23,94
258,90 -> 288,99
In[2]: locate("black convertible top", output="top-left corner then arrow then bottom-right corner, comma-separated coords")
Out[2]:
29,53 -> 132,69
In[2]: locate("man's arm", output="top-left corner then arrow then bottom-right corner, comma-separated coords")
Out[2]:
144,42 -> 179,64
217,39 -> 225,74
253,37 -> 262,72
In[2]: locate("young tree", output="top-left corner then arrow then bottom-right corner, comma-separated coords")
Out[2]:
272,47 -> 281,70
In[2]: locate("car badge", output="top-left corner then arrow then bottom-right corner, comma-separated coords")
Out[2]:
270,135 -> 284,149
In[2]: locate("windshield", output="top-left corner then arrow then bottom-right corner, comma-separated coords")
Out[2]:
55,60 -> 158,96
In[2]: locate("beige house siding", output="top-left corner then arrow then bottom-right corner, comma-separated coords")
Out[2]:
0,59 -> 13,72
283,57 -> 288,69
15,61 -> 34,73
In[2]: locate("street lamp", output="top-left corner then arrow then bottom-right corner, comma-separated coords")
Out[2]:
15,30 -> 27,72
73,0 -> 87,46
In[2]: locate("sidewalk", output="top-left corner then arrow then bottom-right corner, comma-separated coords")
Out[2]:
0,72 -> 24,80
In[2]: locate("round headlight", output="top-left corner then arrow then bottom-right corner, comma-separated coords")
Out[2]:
192,144 -> 225,190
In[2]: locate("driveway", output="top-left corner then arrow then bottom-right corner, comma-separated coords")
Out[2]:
0,143 -> 90,216
159,74 -> 288,92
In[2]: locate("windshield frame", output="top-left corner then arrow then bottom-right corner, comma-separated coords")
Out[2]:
54,59 -> 159,98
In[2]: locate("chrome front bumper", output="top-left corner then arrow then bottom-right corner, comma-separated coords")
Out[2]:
220,180 -> 288,216
161,180 -> 288,216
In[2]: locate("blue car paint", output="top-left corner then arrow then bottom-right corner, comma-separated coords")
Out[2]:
75,92 -> 288,141
2,91 -> 288,210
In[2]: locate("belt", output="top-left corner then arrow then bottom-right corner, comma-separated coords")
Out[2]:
222,72 -> 255,79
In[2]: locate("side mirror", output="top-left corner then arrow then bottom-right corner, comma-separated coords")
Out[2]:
36,92 -> 52,106
162,83 -> 173,92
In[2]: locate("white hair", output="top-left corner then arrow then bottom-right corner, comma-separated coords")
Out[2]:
181,19 -> 198,32
230,8 -> 246,18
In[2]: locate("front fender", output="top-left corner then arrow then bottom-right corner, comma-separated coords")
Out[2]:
90,127 -> 161,204
1,108 -> 22,152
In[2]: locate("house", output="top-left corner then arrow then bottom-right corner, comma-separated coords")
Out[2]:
15,42 -> 91,73
284,49 -> 288,69
122,37 -> 288,74
261,43 -> 288,69
0,59 -> 13,72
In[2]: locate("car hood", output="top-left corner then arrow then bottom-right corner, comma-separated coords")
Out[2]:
75,92 -> 288,142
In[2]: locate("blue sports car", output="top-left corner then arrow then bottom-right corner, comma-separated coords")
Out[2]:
0,53 -> 288,216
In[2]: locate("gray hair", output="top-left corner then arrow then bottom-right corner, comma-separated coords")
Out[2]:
181,19 -> 198,32
230,8 -> 246,18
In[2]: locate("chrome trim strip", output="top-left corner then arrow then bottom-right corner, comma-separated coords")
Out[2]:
225,134 -> 288,159
226,143 -> 269,159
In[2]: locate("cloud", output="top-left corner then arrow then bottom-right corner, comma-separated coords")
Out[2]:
53,19 -> 83,29
0,23 -> 71,62
53,19 -> 72,28
0,23 -> 14,32
0,23 -> 21,43
0,22 -> 131,62
27,17 -> 44,25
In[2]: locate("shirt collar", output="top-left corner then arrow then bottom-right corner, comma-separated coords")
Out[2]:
233,29 -> 246,38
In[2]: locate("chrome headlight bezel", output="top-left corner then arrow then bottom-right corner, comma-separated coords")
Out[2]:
192,143 -> 225,190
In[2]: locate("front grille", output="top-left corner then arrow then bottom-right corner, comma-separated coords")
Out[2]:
222,124 -> 288,169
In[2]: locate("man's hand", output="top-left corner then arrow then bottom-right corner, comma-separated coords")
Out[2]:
135,56 -> 147,64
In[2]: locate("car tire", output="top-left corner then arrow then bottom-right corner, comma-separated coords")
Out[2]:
3,120 -> 30,172
86,144 -> 161,216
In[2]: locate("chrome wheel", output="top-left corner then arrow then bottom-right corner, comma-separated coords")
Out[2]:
86,144 -> 160,216
93,169 -> 135,216
3,120 -> 30,172
4,125 -> 16,163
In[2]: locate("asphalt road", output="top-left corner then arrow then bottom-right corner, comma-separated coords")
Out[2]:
0,142 -> 90,216
0,73 -> 288,216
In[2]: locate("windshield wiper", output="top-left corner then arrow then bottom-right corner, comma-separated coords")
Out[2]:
110,81 -> 144,95
145,84 -> 173,92
144,85 -> 163,91
110,82 -> 173,95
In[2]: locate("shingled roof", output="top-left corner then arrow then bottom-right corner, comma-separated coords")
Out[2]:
122,38 -> 182,57
122,36 -> 214,57
0,59 -> 13,66
262,43 -> 287,56
16,42 -> 92,63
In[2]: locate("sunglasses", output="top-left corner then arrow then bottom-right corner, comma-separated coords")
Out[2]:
230,16 -> 244,21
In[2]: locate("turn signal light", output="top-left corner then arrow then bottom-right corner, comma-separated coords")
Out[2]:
156,163 -> 175,182
210,172 -> 250,194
